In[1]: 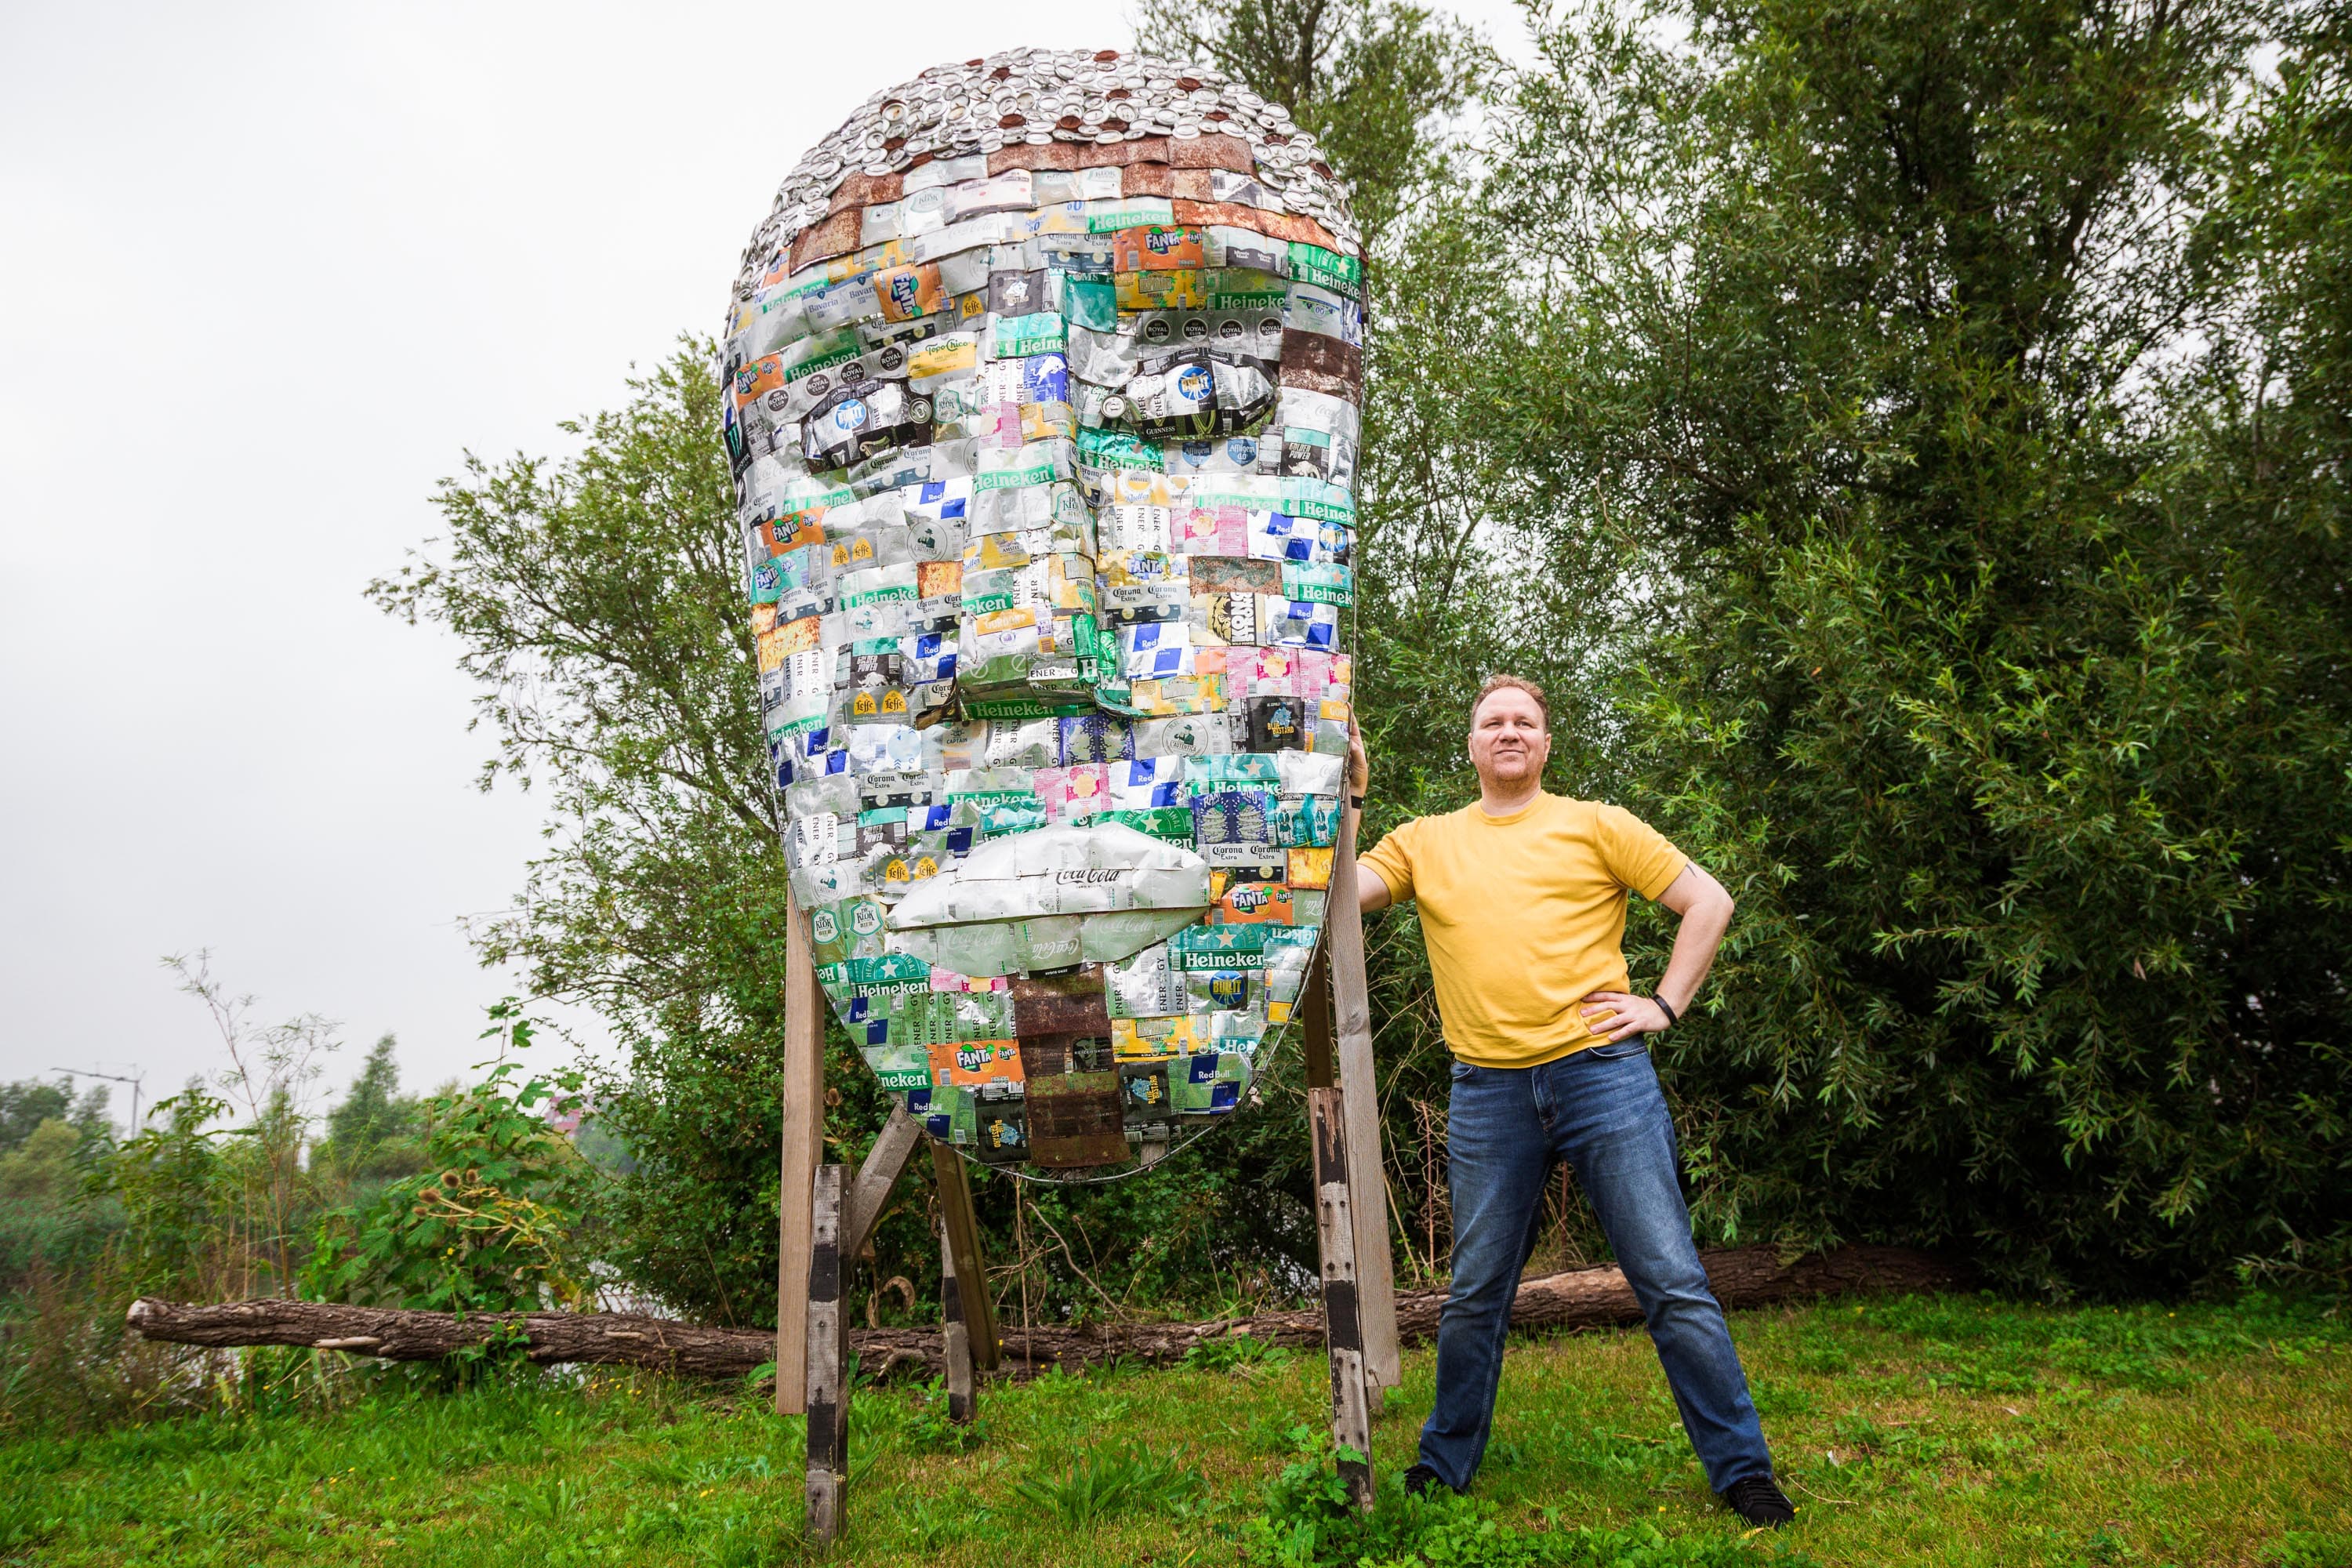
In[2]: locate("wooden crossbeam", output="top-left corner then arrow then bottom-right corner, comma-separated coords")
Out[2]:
842,1106 -> 924,1264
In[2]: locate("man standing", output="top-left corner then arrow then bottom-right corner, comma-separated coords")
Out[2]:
1352,674 -> 1795,1528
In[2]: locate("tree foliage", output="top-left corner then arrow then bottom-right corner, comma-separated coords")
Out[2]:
0,1080 -> 109,1159
1404,0 -> 2352,1290
315,1036 -> 430,1184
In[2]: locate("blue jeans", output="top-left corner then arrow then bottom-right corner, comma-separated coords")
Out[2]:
1417,1041 -> 1774,1494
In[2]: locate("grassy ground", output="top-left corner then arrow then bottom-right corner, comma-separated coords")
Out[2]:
2,1291 -> 2346,1568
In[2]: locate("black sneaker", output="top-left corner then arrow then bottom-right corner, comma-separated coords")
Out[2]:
1403,1463 -> 1450,1498
1722,1475 -> 1796,1528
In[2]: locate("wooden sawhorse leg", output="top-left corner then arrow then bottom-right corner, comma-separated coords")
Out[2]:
801,1112 -> 1000,1542
775,902 -> 826,1416
931,1139 -> 1000,1393
1325,804 -> 1401,1401
1299,801 -> 1399,1509
938,1214 -> 977,1424
1308,1087 -> 1375,1510
804,1163 -> 848,1544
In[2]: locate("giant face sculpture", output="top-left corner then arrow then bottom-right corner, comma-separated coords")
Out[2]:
724,49 -> 1361,1179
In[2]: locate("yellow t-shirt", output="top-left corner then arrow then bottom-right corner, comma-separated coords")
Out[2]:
1357,792 -> 1687,1068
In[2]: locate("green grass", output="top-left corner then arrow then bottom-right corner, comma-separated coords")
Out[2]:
2,1292 -> 2345,1566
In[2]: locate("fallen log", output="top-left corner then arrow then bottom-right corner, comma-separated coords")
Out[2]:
127,1243 -> 1961,1381
952,1243 -> 1962,1377
123,1297 -> 772,1378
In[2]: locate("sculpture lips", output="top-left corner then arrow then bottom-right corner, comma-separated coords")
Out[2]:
887,821 -> 1210,978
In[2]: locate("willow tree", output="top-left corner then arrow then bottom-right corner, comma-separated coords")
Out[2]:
1419,0 -> 2352,1290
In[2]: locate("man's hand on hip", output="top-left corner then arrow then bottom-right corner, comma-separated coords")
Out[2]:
1579,992 -> 1672,1042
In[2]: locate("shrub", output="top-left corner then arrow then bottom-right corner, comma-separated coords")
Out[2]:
305,1009 -> 600,1314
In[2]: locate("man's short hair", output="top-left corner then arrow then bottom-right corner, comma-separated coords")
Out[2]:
1470,674 -> 1550,730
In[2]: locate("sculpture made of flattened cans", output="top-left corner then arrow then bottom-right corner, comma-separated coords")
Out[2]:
726,46 -> 1360,1178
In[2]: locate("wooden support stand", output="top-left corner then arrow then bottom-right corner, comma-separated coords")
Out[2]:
801,1102 -> 999,1542
775,902 -> 826,1416
1327,806 -> 1401,1399
779,806 -> 1393,1534
1301,806 -> 1398,1507
804,1163 -> 848,1544
931,1141 -> 1001,1373
1308,1087 -> 1375,1510
778,890 -> 1008,1544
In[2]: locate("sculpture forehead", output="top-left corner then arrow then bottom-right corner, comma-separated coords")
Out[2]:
725,49 -> 1361,1180
733,47 -> 1356,292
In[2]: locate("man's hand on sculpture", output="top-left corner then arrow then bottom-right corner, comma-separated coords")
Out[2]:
1347,713 -> 1370,798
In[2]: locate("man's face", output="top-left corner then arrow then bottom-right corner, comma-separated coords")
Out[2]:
1468,688 -> 1549,789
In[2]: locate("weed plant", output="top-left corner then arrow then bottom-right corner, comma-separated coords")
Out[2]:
1014,1448 -> 1205,1527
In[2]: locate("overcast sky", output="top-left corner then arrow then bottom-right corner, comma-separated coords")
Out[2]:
1,0 -> 1531,1127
